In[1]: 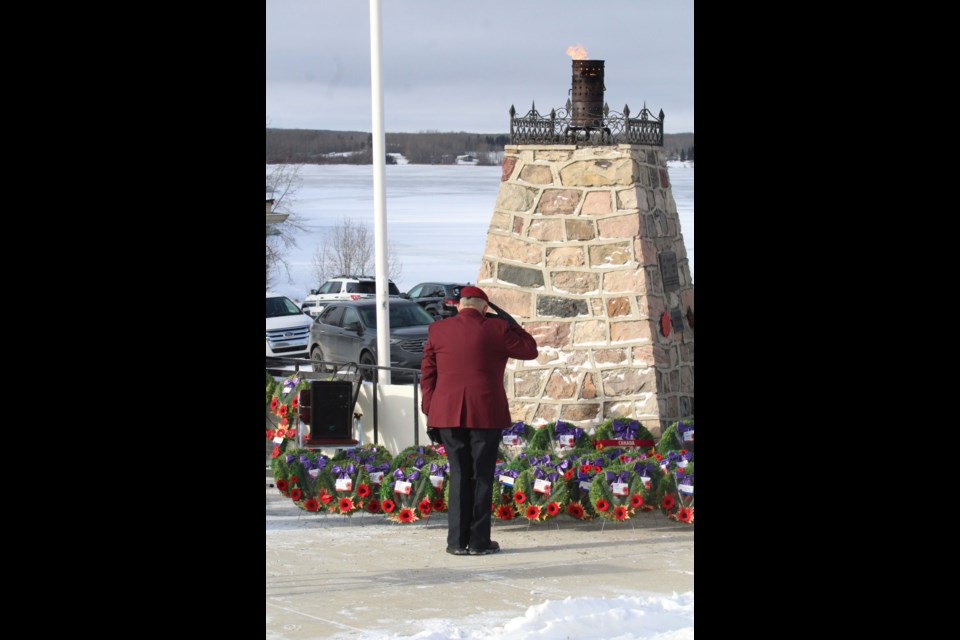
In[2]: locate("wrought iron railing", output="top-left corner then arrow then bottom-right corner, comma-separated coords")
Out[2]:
509,101 -> 664,146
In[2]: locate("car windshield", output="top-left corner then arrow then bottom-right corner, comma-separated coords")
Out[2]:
352,281 -> 401,295
357,303 -> 434,328
266,296 -> 303,318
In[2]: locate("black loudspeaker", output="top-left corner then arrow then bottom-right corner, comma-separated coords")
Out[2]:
307,381 -> 354,443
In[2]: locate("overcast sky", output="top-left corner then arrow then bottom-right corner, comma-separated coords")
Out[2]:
266,0 -> 693,135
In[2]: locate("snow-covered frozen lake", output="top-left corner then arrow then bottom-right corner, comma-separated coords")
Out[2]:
268,162 -> 694,302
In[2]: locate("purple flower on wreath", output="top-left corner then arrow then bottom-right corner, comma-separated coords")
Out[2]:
668,450 -> 681,462
285,454 -> 295,463
681,451 -> 693,462
503,421 -> 525,436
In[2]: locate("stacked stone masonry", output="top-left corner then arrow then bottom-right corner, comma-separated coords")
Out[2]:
479,145 -> 694,437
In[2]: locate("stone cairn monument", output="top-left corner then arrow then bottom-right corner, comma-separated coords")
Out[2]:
478,59 -> 693,436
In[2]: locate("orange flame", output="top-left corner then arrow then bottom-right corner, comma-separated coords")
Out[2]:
566,45 -> 588,60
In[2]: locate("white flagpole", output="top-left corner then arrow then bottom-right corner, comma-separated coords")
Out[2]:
369,0 -> 391,385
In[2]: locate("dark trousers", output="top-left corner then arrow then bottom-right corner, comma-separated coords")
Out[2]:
439,427 -> 502,549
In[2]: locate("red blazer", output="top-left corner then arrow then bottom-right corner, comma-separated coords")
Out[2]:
420,308 -> 538,429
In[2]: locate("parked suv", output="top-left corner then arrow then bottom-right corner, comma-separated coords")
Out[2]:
301,275 -> 401,317
309,299 -> 434,383
401,282 -> 469,319
266,292 -> 314,359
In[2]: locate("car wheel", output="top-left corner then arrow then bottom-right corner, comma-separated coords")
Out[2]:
359,352 -> 377,383
311,346 -> 331,373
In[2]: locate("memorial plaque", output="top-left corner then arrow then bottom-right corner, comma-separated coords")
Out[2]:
670,307 -> 684,333
660,251 -> 680,290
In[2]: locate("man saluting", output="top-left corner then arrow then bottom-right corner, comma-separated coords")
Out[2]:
420,285 -> 538,556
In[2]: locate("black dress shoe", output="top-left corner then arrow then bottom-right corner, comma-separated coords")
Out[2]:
446,546 -> 469,556
468,541 -> 500,555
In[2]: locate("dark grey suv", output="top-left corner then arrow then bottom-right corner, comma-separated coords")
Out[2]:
401,282 -> 469,319
308,299 -> 435,383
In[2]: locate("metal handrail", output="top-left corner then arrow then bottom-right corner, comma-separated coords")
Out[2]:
266,356 -> 423,446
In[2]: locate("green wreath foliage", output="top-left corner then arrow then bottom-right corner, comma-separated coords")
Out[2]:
270,448 -> 336,512
587,466 -> 648,522
390,444 -> 445,470
512,465 -> 571,523
592,417 -> 655,452
378,465 -> 435,523
526,420 -> 596,456
656,420 -> 694,456
327,460 -> 375,516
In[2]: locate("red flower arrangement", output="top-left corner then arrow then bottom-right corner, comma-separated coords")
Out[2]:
318,489 -> 333,506
675,506 -> 694,523
271,446 -> 281,459
357,483 -> 371,498
564,469 -> 574,480
418,498 -> 432,516
276,479 -> 289,492
495,504 -> 516,520
270,397 -> 278,412
381,499 -> 396,513
304,498 -> 319,512
432,497 -> 445,512
398,508 -> 418,523
365,499 -> 381,514
566,502 -> 588,520
290,488 -> 302,501
266,429 -> 275,438
661,493 -> 676,510
512,467 -> 570,523
290,475 -> 299,483
278,404 -> 288,417
339,497 -> 355,513
588,468 -> 648,523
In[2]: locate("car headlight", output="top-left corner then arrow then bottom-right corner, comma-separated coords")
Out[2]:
389,337 -> 402,344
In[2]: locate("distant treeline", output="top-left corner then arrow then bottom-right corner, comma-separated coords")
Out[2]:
266,128 -> 694,165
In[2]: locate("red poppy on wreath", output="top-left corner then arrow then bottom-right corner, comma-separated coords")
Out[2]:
318,489 -> 333,504
270,397 -> 278,411
495,504 -> 516,520
266,429 -> 275,438
630,494 -> 643,508
579,464 -> 592,474
566,502 -> 586,519
280,417 -> 289,427
433,498 -> 445,511
592,465 -> 602,473
339,497 -> 354,513
564,469 -> 574,480
365,498 -> 381,513
290,488 -> 302,501
661,494 -> 676,510
679,449 -> 687,455
271,446 -> 281,458
357,483 -> 371,498
304,498 -> 319,512
501,493 -> 513,504
418,498 -> 432,515
596,499 -> 610,512
513,491 -> 527,505
398,508 -> 416,523
287,428 -> 297,438
276,479 -> 289,492
290,475 -> 299,484
676,506 -> 694,523
381,499 -> 396,513
525,504 -> 541,521
546,502 -> 560,516
654,453 -> 663,461
640,504 -> 654,512
278,404 -> 288,417
614,506 -> 630,521
275,428 -> 287,438
291,396 -> 299,408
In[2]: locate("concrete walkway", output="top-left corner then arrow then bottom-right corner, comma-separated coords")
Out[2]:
266,481 -> 694,639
